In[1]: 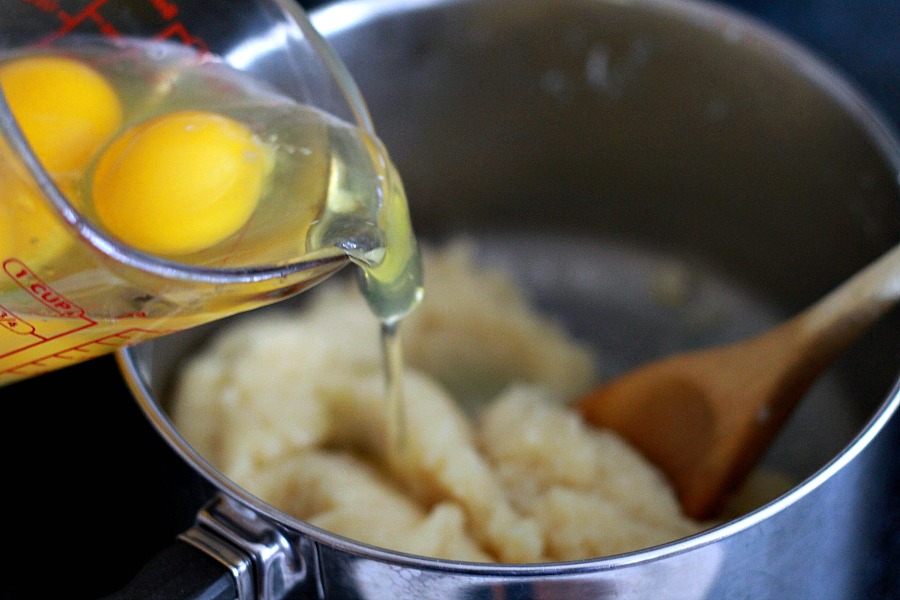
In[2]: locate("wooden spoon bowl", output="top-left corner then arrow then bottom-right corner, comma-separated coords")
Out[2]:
575,242 -> 900,520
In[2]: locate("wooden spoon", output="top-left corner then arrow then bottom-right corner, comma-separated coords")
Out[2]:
575,242 -> 900,521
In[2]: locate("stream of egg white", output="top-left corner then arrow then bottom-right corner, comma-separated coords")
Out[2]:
338,138 -> 423,461
382,321 -> 408,455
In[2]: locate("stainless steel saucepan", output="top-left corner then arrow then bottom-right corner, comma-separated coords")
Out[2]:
114,0 -> 900,598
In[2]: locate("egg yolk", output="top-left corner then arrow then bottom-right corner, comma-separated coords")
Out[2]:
92,110 -> 272,255
0,54 -> 122,174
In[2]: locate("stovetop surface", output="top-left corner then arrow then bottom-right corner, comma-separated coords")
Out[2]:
1,1 -> 897,598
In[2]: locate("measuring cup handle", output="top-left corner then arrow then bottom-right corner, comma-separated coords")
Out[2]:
97,539 -> 236,600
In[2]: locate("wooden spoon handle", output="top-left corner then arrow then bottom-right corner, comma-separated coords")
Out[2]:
791,242 -> 900,368
698,242 -> 900,517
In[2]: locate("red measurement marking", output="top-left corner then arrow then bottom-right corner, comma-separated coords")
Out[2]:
149,0 -> 178,20
3,259 -> 85,318
156,22 -> 208,52
1,326 -> 168,379
33,0 -> 207,51
53,0 -> 121,40
0,305 -> 36,336
0,317 -> 95,358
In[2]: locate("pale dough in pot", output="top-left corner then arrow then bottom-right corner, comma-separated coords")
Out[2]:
171,240 -> 711,562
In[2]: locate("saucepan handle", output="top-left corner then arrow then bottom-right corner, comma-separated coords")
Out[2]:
99,494 -> 307,600
99,539 -> 239,600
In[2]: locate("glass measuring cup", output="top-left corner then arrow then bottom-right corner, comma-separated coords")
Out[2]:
0,0 -> 421,386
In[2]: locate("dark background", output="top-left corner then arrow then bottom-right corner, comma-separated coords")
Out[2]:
1,0 -> 897,598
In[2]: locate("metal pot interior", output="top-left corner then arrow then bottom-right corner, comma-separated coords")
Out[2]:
119,0 -> 900,576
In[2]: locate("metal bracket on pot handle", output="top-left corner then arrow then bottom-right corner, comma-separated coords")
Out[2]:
100,494 -> 312,600
183,494 -> 313,600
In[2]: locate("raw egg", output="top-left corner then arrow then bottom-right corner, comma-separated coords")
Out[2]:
0,54 -> 122,174
92,110 -> 273,255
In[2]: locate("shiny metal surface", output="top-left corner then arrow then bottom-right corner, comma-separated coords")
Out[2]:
118,0 -> 900,597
